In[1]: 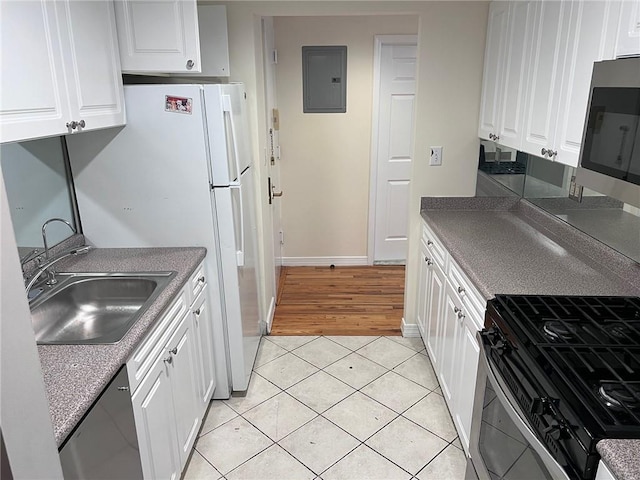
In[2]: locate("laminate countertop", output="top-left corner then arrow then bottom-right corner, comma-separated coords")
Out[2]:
36,246 -> 206,447
421,196 -> 640,480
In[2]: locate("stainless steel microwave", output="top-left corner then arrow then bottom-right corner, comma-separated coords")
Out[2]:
576,57 -> 640,208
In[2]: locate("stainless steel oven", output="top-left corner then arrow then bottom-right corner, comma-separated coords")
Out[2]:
468,334 -> 570,480
468,295 -> 640,480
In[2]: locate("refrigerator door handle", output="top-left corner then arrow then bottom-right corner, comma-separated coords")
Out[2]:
222,94 -> 242,183
230,182 -> 245,267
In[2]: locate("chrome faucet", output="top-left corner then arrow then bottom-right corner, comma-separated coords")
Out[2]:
41,218 -> 76,285
25,245 -> 92,293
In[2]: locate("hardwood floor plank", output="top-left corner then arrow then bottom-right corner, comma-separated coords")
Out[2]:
270,265 -> 405,336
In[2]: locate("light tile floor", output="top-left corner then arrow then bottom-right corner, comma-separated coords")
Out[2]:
184,336 -> 467,480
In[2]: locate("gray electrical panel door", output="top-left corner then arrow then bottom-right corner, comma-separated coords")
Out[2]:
302,46 -> 347,113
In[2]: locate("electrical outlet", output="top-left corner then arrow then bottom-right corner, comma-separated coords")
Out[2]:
430,146 -> 443,166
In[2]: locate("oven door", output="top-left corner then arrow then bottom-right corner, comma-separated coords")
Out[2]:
468,333 -> 570,480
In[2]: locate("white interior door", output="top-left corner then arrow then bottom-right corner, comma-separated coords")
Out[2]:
262,17 -> 283,320
370,36 -> 417,263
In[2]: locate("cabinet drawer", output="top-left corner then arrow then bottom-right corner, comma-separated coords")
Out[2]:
128,288 -> 188,393
189,262 -> 206,305
447,259 -> 486,329
422,223 -> 447,271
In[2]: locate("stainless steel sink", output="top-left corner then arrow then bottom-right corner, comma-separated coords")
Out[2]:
30,272 -> 176,345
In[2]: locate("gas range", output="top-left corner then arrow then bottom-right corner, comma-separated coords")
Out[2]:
482,295 -> 640,479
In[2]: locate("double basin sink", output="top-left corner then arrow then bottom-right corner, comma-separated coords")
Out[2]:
29,272 -> 176,344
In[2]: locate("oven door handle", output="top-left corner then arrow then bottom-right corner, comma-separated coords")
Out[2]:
479,341 -> 570,480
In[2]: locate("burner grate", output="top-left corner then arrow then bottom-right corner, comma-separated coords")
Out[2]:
496,295 -> 640,347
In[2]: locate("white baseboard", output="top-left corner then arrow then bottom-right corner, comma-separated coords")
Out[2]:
265,296 -> 275,334
401,318 -> 420,337
282,256 -> 369,267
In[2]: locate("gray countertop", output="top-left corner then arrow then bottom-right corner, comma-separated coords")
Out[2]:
37,247 -> 206,447
421,196 -> 640,480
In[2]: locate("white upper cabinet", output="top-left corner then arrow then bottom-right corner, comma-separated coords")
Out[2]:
478,2 -> 509,142
522,0 -> 619,167
616,1 -> 640,57
56,1 -> 126,132
480,1 -> 623,168
0,0 -> 124,144
115,0 -> 229,75
498,1 -> 536,149
554,1 -> 621,167
0,1 -> 68,143
478,1 -> 535,150
521,1 -> 568,160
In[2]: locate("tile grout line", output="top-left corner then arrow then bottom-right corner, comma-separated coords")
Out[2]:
195,335 -> 457,479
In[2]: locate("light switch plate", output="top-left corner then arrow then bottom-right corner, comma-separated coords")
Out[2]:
430,146 -> 443,166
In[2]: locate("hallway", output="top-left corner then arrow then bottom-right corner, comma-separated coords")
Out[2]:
270,266 -> 405,336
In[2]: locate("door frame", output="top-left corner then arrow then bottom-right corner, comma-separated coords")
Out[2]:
367,34 -> 418,265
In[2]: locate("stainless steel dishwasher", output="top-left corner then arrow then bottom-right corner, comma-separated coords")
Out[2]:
59,365 -> 143,479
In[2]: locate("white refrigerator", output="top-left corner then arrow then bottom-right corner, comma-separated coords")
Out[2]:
67,83 -> 262,396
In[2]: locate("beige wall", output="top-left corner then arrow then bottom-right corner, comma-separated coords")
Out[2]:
216,1 -> 488,329
274,15 -> 418,260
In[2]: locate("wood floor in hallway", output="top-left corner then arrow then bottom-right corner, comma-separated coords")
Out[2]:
270,265 -> 405,336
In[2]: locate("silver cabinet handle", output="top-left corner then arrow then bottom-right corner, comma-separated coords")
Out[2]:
186,59 -> 194,70
164,356 -> 173,365
427,240 -> 433,246
458,286 -> 465,294
169,347 -> 178,355
454,306 -> 465,319
541,148 -> 548,156
66,120 -> 86,130
454,306 -> 461,314
425,258 -> 433,266
194,308 -> 201,316
198,275 -> 205,283
117,386 -> 130,392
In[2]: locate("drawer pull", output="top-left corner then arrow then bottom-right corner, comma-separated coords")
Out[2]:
427,240 -> 433,246
169,347 -> 178,355
458,286 -> 465,294
163,356 -> 173,365
194,308 -> 201,316
198,276 -> 205,284
425,258 -> 433,266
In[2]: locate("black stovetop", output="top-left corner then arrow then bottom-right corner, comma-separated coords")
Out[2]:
484,295 -> 640,479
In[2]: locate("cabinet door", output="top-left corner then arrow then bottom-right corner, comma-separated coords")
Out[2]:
115,0 -> 201,73
497,1 -> 536,150
426,262 -> 446,371
132,353 -> 181,480
438,282 -> 462,406
478,2 -> 509,141
166,312 -> 201,468
56,0 -> 125,132
521,1 -> 570,157
615,0 -> 640,58
0,0 -> 70,143
554,1 -> 621,167
192,288 -> 216,411
453,309 -> 481,455
417,241 -> 430,340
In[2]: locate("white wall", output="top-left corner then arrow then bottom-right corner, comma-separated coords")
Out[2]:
0,174 -> 63,479
215,0 -> 488,330
274,15 -> 418,260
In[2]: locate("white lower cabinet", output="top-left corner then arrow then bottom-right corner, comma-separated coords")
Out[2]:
129,261 -> 215,479
192,287 -> 216,409
418,220 -> 484,455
